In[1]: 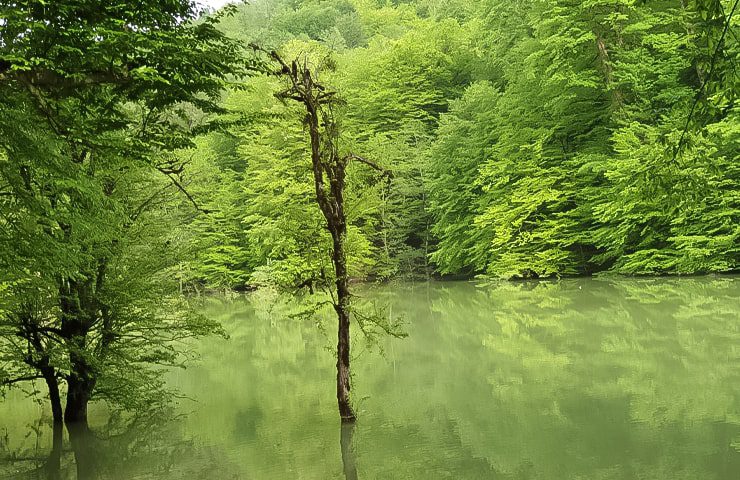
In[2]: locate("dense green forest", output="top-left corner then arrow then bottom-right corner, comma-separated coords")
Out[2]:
0,0 -> 738,453
158,0 -> 740,291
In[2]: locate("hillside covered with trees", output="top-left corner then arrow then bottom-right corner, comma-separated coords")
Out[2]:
180,0 -> 739,290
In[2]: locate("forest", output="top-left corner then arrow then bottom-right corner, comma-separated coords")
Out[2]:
0,0 -> 738,479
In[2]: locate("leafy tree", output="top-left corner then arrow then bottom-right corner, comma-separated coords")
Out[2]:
0,0 -> 245,426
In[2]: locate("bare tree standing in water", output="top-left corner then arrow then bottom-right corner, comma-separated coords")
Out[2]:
254,47 -> 390,422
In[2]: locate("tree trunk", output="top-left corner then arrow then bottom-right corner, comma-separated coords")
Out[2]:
42,370 -> 63,477
24,331 -> 63,425
59,276 -> 100,426
331,227 -> 356,423
46,422 -> 63,479
304,71 -> 356,422
67,420 -> 97,480
65,383 -> 90,424
20,303 -> 64,429
63,325 -> 95,425
64,356 -> 94,425
41,369 -> 64,425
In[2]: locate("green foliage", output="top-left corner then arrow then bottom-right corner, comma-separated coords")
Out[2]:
428,82 -> 499,275
0,0 -> 244,414
189,1 -> 482,283
425,0 -> 739,278
2,0 -> 737,403
0,0 -> 738,465
183,0 -> 737,285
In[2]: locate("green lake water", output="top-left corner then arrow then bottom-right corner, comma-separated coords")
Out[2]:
1,277 -> 739,479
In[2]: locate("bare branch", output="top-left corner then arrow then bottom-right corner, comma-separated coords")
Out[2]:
248,44 -> 292,76
158,171 -> 212,214
344,154 -> 393,179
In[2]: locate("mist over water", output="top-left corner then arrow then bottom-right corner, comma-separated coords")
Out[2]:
2,277 -> 738,479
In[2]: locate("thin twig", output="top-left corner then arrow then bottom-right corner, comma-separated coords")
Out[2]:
159,172 -> 212,214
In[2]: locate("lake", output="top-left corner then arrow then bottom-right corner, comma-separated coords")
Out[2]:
1,277 -> 739,479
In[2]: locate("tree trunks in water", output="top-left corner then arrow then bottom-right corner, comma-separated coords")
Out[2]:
288,55 -> 356,422
265,50 -> 362,422
332,231 -> 355,422
46,420 -> 63,480
42,371 -> 63,478
67,421 -> 97,480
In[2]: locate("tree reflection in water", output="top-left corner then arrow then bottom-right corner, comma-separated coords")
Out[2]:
340,422 -> 358,480
1,410 -> 205,480
1,277 -> 738,479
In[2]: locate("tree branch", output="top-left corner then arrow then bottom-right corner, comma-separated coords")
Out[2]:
344,154 -> 393,179
159,171 -> 212,214
248,43 -> 291,75
1,374 -> 44,387
129,184 -> 173,224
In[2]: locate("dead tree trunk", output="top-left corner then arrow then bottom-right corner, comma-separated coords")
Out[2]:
327,191 -> 354,422
298,62 -> 356,423
254,48 -> 391,422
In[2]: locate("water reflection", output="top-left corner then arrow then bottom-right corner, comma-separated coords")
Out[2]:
1,411 -> 212,480
47,422 -> 62,480
0,277 -> 738,479
340,422 -> 358,480
357,278 -> 740,479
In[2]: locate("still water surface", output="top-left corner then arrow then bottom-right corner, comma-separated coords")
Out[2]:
1,278 -> 739,479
